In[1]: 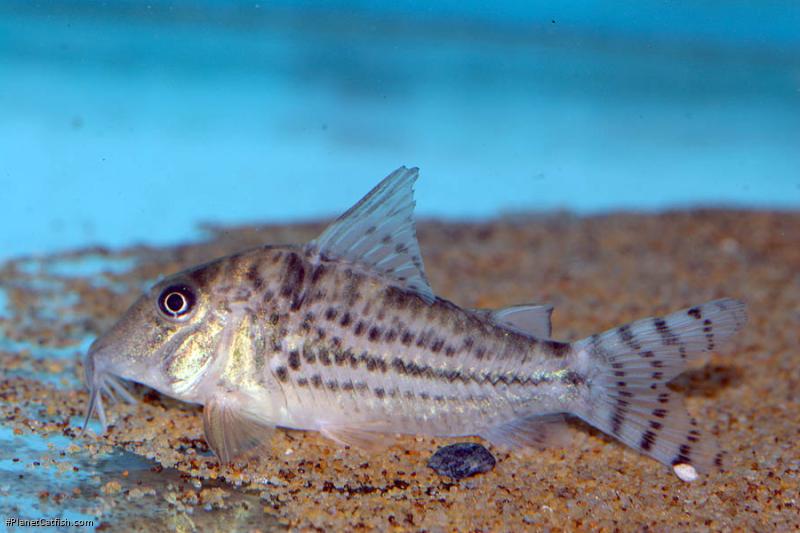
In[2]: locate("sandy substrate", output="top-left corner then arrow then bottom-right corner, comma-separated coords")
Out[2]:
0,210 -> 798,531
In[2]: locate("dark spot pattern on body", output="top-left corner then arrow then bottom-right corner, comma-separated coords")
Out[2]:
415,330 -> 429,348
389,356 -> 548,387
246,263 -> 264,290
562,371 -> 585,386
368,326 -> 382,342
333,349 -> 348,366
290,293 -> 306,312
310,263 -> 328,285
281,252 -> 306,298
288,350 -> 301,370
303,346 -> 317,364
318,348 -> 332,366
354,321 -> 366,336
542,340 -> 570,357
188,261 -> 223,288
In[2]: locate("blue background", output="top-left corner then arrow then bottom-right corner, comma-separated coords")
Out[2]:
1,1 -> 799,260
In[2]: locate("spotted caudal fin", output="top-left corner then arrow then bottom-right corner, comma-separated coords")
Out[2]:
572,298 -> 747,481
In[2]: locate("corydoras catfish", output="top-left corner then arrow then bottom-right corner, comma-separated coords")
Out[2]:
82,167 -> 747,481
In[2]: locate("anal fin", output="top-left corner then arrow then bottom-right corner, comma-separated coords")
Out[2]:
203,394 -> 275,463
319,422 -> 396,452
480,413 -> 570,450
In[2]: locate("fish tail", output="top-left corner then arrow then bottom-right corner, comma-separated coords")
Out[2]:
570,298 -> 746,479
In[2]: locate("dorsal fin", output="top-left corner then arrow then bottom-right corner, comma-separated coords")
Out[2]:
310,166 -> 435,303
475,304 -> 554,338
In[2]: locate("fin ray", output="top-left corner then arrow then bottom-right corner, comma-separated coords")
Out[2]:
480,413 -> 569,450
480,304 -> 553,338
573,298 -> 746,478
203,394 -> 275,463
310,166 -> 435,303
319,422 -> 396,452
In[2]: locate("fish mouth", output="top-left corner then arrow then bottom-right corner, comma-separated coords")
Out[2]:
80,350 -> 137,434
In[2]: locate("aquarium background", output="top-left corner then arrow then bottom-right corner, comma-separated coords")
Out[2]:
1,0 -> 799,260
1,2 -> 799,529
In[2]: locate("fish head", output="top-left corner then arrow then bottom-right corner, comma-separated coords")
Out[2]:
83,261 -> 229,431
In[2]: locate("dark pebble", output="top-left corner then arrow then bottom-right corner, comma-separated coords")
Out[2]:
427,443 -> 496,480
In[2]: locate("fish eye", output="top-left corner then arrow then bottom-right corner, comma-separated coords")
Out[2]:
157,284 -> 196,320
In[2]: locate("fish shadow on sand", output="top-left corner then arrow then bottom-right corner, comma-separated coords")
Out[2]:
669,364 -> 745,398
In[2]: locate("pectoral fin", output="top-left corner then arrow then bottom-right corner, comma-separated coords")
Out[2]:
202,394 -> 275,463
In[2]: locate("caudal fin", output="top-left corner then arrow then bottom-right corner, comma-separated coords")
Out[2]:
572,298 -> 746,480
